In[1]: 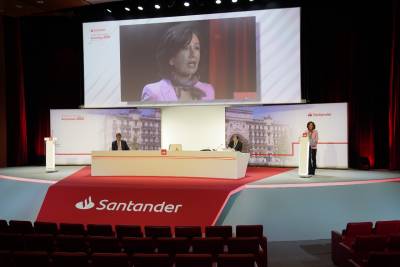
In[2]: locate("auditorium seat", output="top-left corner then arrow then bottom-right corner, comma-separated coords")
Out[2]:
115,225 -> 143,239
374,220 -> 400,235
236,225 -> 263,238
91,252 -> 130,267
122,237 -> 156,254
337,235 -> 387,266
34,221 -> 58,235
24,233 -> 54,252
175,253 -> 213,267
52,252 -> 89,267
387,234 -> 400,251
88,236 -> 121,253
205,225 -> 232,239
191,237 -> 225,260
132,253 -> 172,267
55,235 -> 88,253
331,222 -> 374,265
0,220 -> 8,233
175,226 -> 202,238
8,220 -> 34,234
0,233 -> 24,251
0,250 -> 12,267
13,251 -> 50,267
348,251 -> 400,267
144,226 -> 172,238
87,224 -> 114,237
227,237 -> 260,254
217,253 -> 256,267
157,237 -> 190,255
59,223 -> 86,235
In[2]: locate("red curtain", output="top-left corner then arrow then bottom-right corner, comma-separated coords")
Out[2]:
389,0 -> 400,170
208,18 -> 256,100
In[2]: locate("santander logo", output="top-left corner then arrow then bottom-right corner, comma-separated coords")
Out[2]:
75,196 -> 95,210
74,196 -> 183,214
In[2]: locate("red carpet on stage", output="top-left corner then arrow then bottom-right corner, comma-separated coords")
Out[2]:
37,166 -> 291,227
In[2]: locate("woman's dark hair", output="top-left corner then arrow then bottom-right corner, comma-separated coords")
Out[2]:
307,121 -> 316,130
156,23 -> 200,79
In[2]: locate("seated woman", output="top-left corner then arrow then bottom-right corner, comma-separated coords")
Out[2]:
141,23 -> 215,102
228,134 -> 243,152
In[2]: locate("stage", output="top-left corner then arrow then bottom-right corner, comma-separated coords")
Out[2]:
0,166 -> 399,241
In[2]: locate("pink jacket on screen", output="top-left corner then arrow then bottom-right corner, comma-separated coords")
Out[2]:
141,79 -> 215,102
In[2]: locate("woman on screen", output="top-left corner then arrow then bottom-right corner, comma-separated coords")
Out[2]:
304,121 -> 318,175
141,23 -> 215,102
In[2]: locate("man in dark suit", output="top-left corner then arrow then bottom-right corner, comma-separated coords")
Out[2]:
228,134 -> 243,152
112,133 -> 130,150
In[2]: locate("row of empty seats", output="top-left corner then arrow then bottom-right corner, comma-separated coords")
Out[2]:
0,251 -> 258,267
331,220 -> 400,267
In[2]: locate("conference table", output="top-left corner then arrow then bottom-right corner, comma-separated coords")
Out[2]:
91,150 -> 250,179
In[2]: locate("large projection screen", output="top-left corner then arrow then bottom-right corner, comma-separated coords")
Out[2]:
225,103 -> 348,168
51,109 -> 161,165
83,7 -> 300,107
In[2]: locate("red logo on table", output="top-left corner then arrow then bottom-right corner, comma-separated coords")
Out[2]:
161,149 -> 167,155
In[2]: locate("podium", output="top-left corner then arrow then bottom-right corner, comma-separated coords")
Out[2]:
44,137 -> 57,173
298,136 -> 310,177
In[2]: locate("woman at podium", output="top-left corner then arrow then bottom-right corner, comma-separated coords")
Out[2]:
304,121 -> 318,175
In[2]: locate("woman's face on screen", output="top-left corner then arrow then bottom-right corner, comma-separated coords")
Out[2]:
169,33 -> 200,78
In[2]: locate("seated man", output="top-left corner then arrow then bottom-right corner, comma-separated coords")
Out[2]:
111,133 -> 130,151
228,134 -> 243,152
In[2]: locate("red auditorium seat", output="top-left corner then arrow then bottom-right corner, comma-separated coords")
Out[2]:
0,250 -> 12,267
337,235 -> 387,267
52,252 -> 89,267
59,223 -> 86,235
55,235 -> 88,253
227,237 -> 260,254
157,237 -> 190,255
175,226 -> 202,238
132,253 -> 172,267
34,221 -> 58,235
8,220 -> 34,234
13,251 -> 50,267
331,222 -> 373,265
0,233 -> 25,251
115,225 -> 143,239
122,237 -> 156,254
175,253 -> 213,267
387,234 -> 400,251
24,233 -> 54,252
191,237 -> 225,260
87,224 -> 114,237
88,236 -> 121,253
144,226 -> 172,238
205,225 -> 232,239
348,251 -> 400,267
217,253 -> 256,267
236,225 -> 263,238
374,220 -> 400,235
0,220 -> 8,233
91,252 -> 130,267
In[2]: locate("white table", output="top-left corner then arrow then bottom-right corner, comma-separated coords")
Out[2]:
91,150 -> 250,179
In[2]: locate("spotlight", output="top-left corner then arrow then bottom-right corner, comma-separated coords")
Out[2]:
106,8 -> 112,13
124,6 -> 130,11
184,1 -> 190,7
154,3 -> 161,9
249,0 -> 254,2
137,5 -> 144,11
232,0 -> 238,3
215,0 -> 222,4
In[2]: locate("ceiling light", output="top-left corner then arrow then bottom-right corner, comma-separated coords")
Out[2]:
106,8 -> 112,13
137,5 -> 143,11
215,0 -> 222,4
184,1 -> 190,7
154,4 -> 161,9
124,6 -> 130,11
232,0 -> 238,3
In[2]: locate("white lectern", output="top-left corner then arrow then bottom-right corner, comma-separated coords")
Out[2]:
44,137 -> 57,172
298,136 -> 310,177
